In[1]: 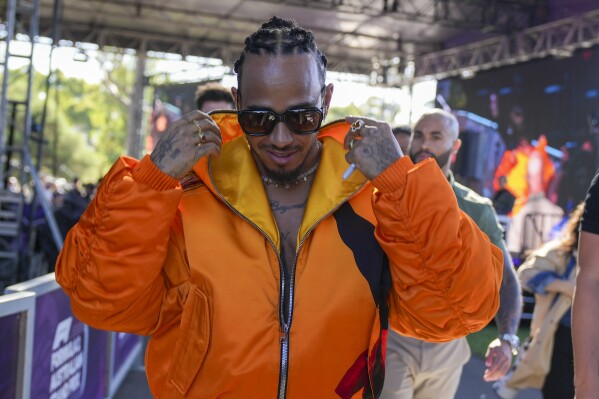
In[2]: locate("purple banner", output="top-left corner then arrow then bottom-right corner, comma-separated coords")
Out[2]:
30,289 -> 107,399
111,332 -> 141,380
0,313 -> 20,398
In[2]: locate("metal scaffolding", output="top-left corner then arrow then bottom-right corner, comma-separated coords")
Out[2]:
0,0 -> 62,288
35,0 -> 551,77
260,0 -> 544,32
414,8 -> 599,80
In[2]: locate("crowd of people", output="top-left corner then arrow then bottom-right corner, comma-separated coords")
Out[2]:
11,175 -> 98,278
42,15 -> 599,399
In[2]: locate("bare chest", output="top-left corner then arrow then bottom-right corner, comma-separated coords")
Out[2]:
268,189 -> 309,272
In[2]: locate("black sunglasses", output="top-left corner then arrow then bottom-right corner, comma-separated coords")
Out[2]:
238,107 -> 324,136
237,86 -> 326,136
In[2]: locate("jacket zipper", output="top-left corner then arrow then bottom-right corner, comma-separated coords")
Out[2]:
209,162 -> 366,399
278,182 -> 366,398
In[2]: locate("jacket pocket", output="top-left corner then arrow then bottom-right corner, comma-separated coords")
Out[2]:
167,287 -> 210,395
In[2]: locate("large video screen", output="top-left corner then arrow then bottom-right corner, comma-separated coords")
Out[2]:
436,46 -> 599,149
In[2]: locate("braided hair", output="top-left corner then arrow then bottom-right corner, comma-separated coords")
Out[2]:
234,16 -> 328,89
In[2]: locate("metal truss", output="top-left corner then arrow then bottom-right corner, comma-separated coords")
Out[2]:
35,0 -> 393,72
38,22 -> 376,75
32,0 -> 547,74
48,0 -> 543,33
11,0 -> 593,81
261,0 -> 545,32
0,0 -> 63,285
414,8 -> 599,80
43,0 -> 400,45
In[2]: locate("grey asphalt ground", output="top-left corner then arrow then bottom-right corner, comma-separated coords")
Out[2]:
114,355 -> 543,399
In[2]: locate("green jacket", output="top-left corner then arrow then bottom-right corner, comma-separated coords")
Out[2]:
449,173 -> 507,253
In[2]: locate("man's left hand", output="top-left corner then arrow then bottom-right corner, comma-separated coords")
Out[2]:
344,116 -> 403,180
483,338 -> 513,382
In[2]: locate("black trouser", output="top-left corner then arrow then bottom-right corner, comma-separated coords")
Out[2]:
542,324 -> 574,399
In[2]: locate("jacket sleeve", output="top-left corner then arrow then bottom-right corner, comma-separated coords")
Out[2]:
372,157 -> 503,342
55,155 -> 184,334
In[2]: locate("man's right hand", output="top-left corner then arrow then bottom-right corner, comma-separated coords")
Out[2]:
150,110 -> 222,180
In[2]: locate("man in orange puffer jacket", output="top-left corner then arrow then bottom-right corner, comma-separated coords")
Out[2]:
56,16 -> 502,399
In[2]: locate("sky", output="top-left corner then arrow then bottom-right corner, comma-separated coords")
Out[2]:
3,39 -> 436,126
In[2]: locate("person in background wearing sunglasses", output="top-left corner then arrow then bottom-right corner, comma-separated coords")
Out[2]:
55,16 -> 502,398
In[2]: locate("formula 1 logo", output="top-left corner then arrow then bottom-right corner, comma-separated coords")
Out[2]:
49,317 -> 89,399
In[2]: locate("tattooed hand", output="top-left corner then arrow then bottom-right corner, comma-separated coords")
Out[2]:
150,110 -> 222,180
343,116 -> 403,180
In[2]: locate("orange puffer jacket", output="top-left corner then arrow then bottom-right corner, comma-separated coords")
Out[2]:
56,113 -> 502,399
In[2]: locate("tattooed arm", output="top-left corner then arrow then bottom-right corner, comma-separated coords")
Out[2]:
495,247 -> 522,336
465,200 -> 522,382
483,242 -> 522,381
56,109 -> 222,333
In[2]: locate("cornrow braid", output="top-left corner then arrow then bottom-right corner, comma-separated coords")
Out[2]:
234,16 -> 328,89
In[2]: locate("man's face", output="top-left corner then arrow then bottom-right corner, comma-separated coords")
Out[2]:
409,115 -> 459,173
234,53 -> 332,182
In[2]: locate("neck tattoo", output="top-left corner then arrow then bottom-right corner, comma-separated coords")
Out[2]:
262,162 -> 319,189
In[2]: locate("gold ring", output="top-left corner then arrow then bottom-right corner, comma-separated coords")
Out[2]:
193,119 -> 202,134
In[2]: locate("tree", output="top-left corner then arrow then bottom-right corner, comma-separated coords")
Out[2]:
327,97 -> 400,125
364,96 -> 400,122
0,52 -> 132,183
326,103 -> 366,124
